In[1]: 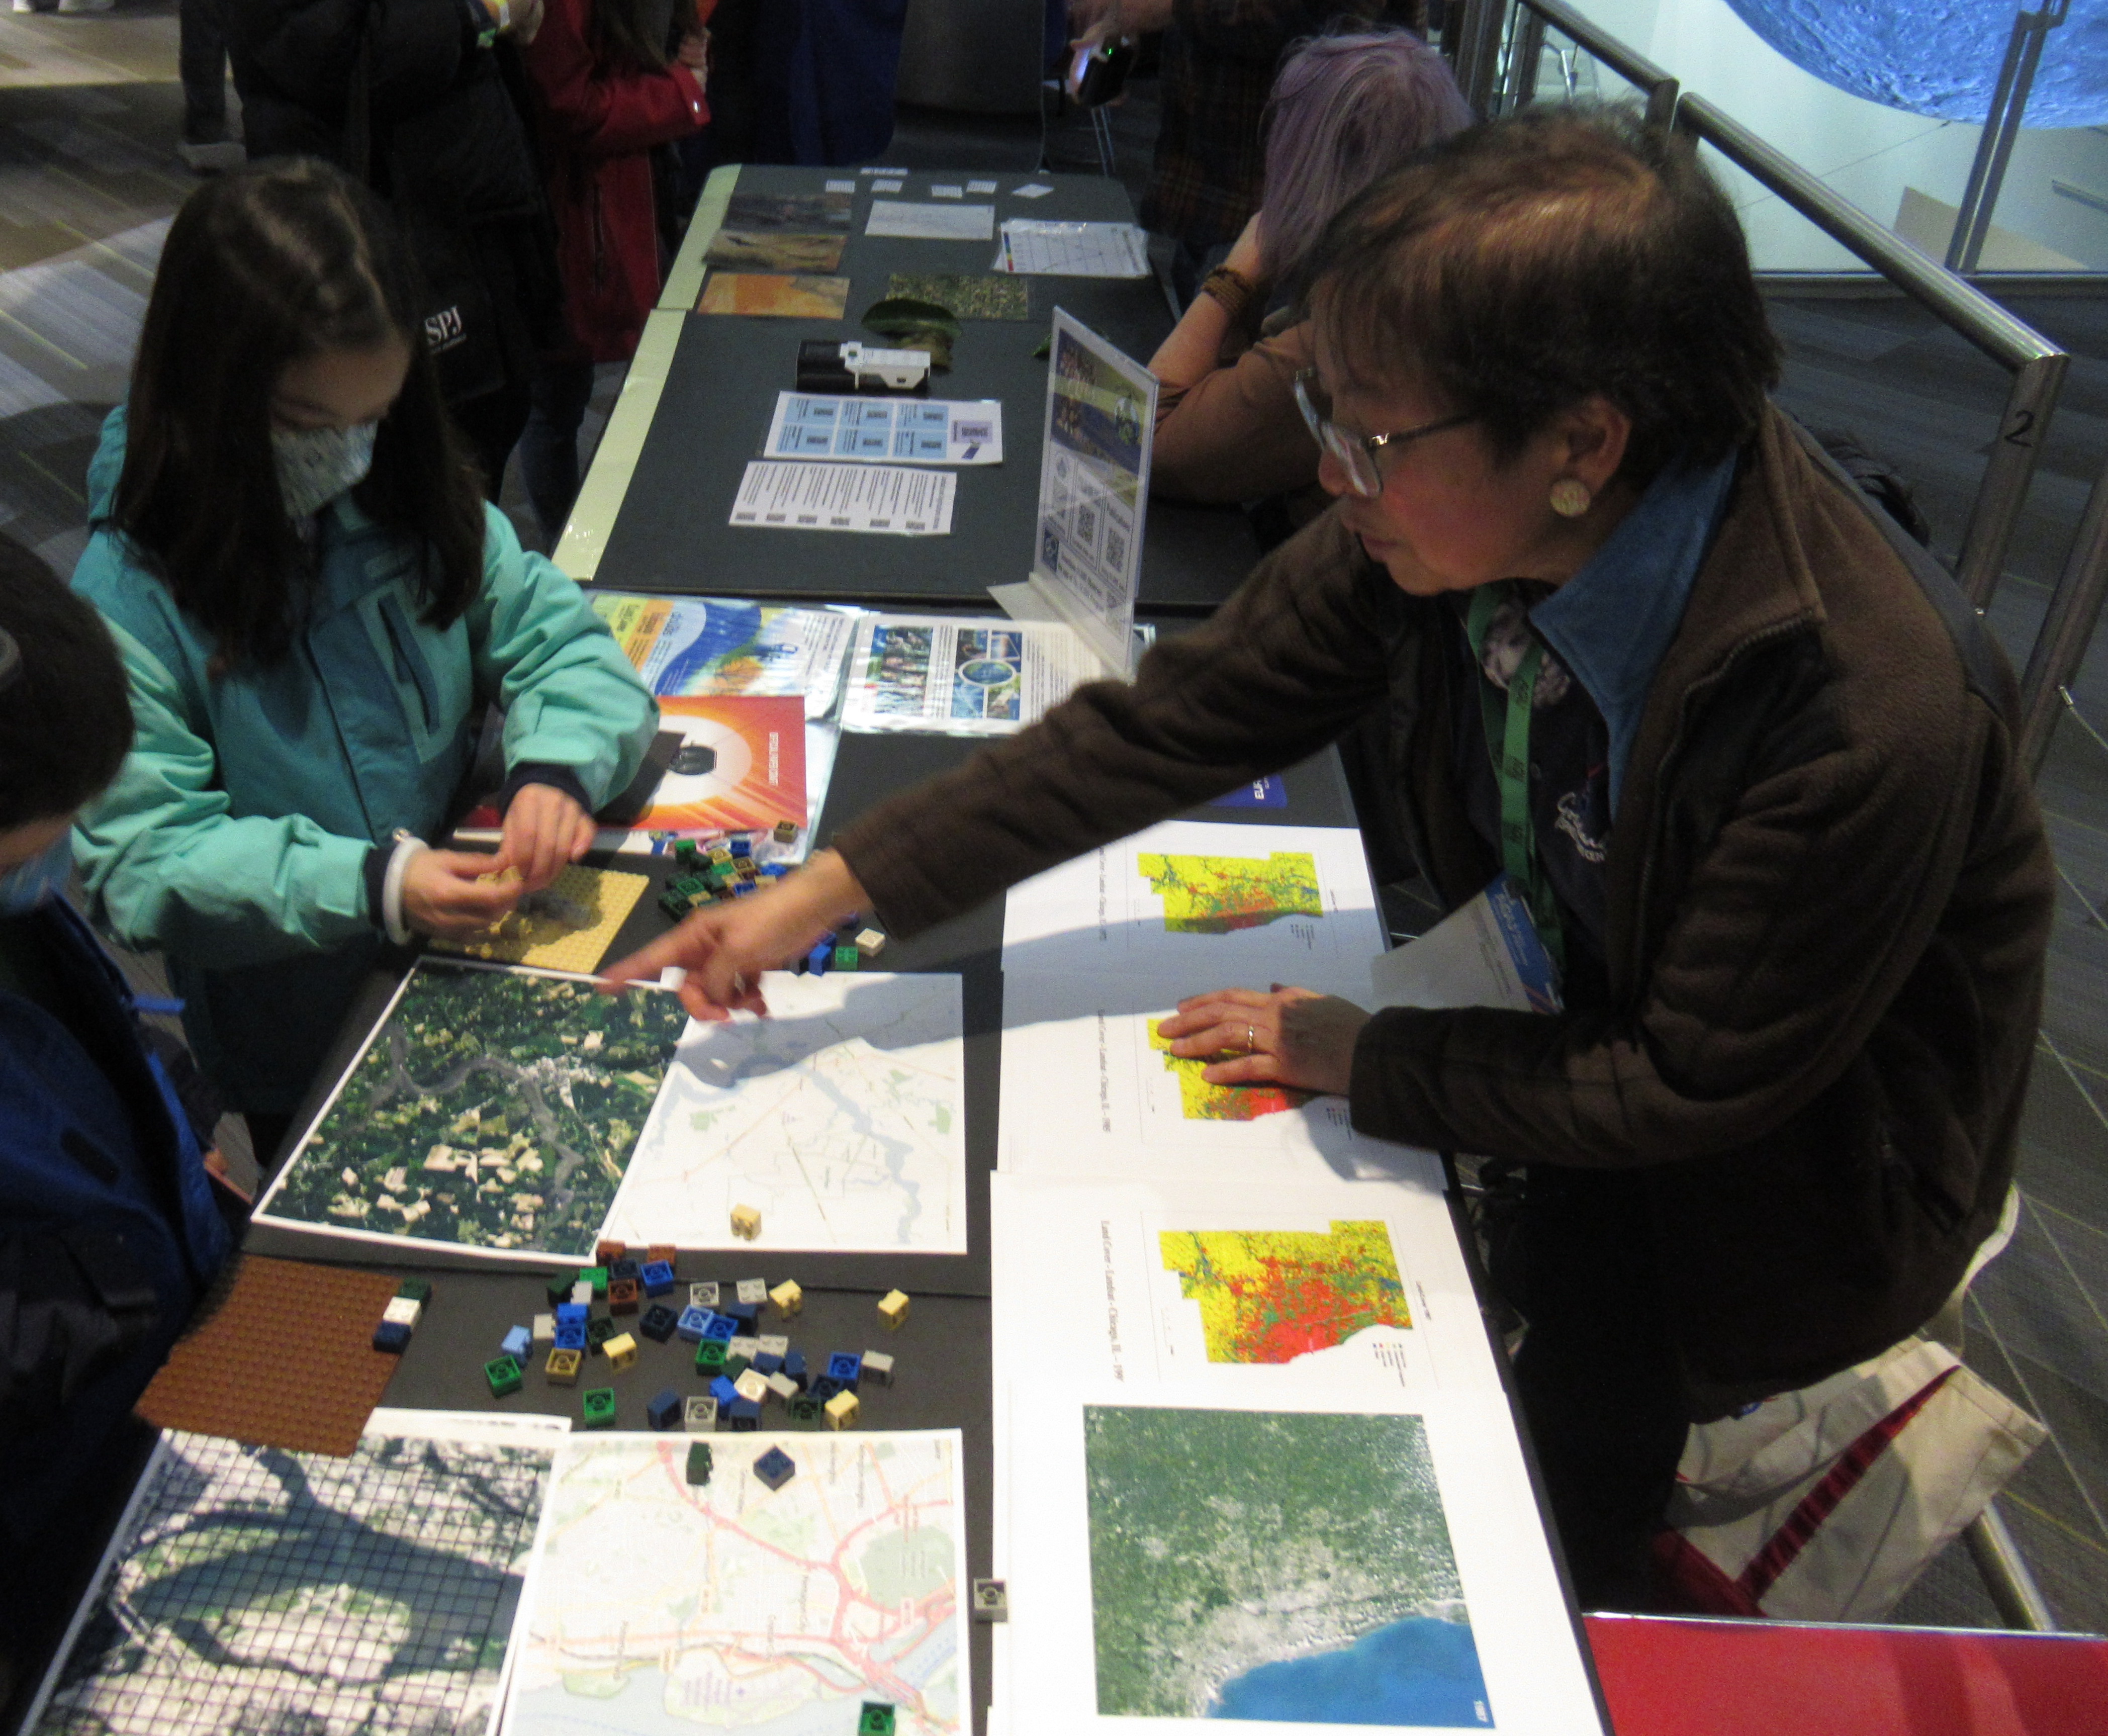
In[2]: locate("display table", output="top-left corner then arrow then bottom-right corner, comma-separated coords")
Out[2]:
556,164 -> 1260,612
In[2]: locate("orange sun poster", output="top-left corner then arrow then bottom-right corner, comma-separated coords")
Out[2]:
626,695 -> 806,836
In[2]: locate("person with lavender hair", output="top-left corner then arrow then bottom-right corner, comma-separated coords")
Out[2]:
1148,28 -> 1472,524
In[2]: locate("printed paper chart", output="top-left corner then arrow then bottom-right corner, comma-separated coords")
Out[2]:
988,1174 -> 1478,1401
27,1412 -> 563,1736
1000,819 -> 1385,1000
506,1430 -> 969,1736
1001,1387 -> 1604,1735
601,970 -> 967,1253
996,972 -> 1435,1184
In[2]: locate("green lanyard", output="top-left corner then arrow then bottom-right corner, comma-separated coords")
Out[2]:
1464,583 -> 1566,976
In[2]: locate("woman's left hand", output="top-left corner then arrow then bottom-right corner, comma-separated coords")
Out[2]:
1155,985 -> 1369,1098
496,783 -> 594,893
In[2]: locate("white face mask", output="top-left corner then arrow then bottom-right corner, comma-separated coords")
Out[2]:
271,420 -> 380,520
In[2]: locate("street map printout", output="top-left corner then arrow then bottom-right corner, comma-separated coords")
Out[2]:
26,1412 -> 562,1736
600,971 -> 967,1253
507,1430 -> 968,1736
254,963 -> 689,1262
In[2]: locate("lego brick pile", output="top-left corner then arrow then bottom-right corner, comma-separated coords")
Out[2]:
655,832 -> 887,979
451,1240 -> 911,1435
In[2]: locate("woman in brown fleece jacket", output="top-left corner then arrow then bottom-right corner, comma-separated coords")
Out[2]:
609,110 -> 2053,1606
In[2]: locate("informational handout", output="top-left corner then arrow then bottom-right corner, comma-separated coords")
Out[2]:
588,594 -> 855,718
600,970 -> 968,1254
1002,1385 -> 1604,1735
1001,819 -> 1386,997
867,199 -> 996,241
993,219 -> 1150,277
615,694 -> 808,837
989,1173 -> 1488,1403
841,612 -> 1110,736
1022,310 -> 1156,671
731,460 -> 955,535
995,971 -> 1432,1184
1370,872 -> 1563,1016
25,1410 -> 564,1736
252,962 -> 689,1262
766,391 -> 1004,465
506,1430 -> 969,1736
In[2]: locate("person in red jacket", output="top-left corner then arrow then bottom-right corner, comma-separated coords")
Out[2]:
520,0 -> 713,539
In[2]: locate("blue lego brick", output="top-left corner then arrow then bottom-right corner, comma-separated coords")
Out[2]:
753,1352 -> 784,1377
782,1349 -> 808,1388
753,1445 -> 796,1490
722,1301 -> 759,1327
373,1320 -> 412,1353
701,1313 -> 738,1343
826,1352 -> 863,1391
727,1398 -> 762,1431
639,1304 -> 680,1343
806,941 -> 832,976
555,1303 -> 588,1329
640,1260 -> 676,1296
728,836 -> 752,858
608,1257 -> 640,1284
709,1375 -> 740,1407
677,1306 -> 713,1342
761,862 -> 790,878
647,1387 -> 682,1430
810,1376 -> 843,1403
500,1325 -> 532,1360
553,1323 -> 588,1352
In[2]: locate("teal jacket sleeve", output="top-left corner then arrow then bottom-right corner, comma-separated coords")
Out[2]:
465,504 -> 658,806
71,620 -> 375,968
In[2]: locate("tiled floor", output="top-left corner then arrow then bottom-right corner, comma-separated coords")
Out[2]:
6,8 -> 2107,1635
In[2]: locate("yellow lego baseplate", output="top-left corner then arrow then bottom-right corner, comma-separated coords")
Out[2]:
429,864 -> 650,974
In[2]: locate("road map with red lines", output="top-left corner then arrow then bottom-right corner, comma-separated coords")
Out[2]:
508,1431 -> 966,1736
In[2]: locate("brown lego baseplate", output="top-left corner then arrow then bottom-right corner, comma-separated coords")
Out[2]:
135,1255 -> 404,1456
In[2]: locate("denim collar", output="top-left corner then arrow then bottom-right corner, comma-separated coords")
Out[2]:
1526,450 -> 1740,812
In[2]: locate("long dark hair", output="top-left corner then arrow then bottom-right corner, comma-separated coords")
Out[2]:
114,158 -> 486,669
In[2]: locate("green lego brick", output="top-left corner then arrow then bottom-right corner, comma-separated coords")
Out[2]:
686,1441 -> 714,1485
723,1354 -> 751,1381
833,944 -> 859,970
858,1704 -> 896,1736
579,1265 -> 608,1296
397,1277 -> 433,1304
695,1339 -> 728,1373
586,1317 -> 619,1353
484,1355 -> 523,1398
788,1392 -> 821,1423
582,1388 -> 617,1428
658,891 -> 694,921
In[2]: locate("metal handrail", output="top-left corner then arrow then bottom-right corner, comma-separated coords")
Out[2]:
1671,94 -> 2069,610
1502,0 -> 1680,129
2018,454 -> 2108,775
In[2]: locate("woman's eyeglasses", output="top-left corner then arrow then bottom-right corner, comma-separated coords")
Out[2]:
1293,369 -> 1473,499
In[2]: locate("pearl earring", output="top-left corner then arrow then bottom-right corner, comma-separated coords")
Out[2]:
1549,479 -> 1592,518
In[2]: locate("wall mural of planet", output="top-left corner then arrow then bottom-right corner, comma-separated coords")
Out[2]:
1721,0 -> 2108,127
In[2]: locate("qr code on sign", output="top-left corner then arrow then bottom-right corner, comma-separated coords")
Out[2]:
1075,502 -> 1099,546
1104,526 -> 1127,569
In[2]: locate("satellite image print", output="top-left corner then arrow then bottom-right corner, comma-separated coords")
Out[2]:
262,965 -> 687,1255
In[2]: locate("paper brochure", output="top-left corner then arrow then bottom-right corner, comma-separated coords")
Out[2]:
587,594 -> 854,718
1370,874 -> 1563,1016
766,391 -> 1004,466
842,612 -> 1111,735
731,460 -> 955,535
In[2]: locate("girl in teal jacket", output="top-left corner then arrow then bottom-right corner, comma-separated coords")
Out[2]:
69,160 -> 658,1157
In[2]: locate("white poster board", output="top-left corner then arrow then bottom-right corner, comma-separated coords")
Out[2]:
1018,308 -> 1155,675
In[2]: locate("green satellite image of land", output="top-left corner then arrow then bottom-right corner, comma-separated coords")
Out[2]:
1137,851 -> 1324,934
263,965 -> 688,1254
1083,1407 -> 1472,1719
